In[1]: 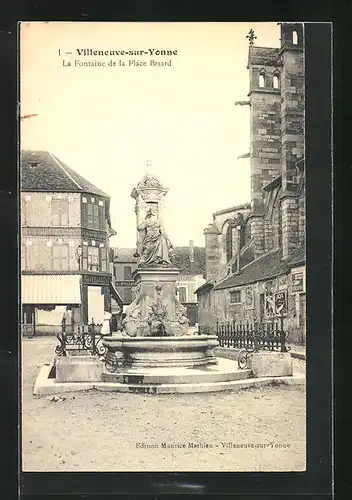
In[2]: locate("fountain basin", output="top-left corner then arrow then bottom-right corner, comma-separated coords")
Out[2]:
102,335 -> 219,368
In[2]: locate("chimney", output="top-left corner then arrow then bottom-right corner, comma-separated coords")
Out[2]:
189,240 -> 194,263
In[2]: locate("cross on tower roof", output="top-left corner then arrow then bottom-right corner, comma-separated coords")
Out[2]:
145,159 -> 152,175
246,29 -> 257,46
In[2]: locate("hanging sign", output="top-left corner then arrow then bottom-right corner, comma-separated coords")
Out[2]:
274,290 -> 288,316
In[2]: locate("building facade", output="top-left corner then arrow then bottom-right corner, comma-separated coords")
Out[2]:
21,150 -> 122,335
112,241 -> 206,325
196,23 -> 306,344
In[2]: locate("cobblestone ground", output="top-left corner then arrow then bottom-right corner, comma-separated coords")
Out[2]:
21,337 -> 306,472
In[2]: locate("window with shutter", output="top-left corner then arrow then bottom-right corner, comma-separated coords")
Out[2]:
100,248 -> 107,272
52,199 -> 60,226
52,199 -> 69,226
178,286 -> 187,303
124,266 -> 132,280
82,244 -> 88,270
61,201 -> 69,226
52,244 -> 69,271
98,204 -> 104,229
93,204 -> 99,228
88,246 -> 99,271
87,203 -> 94,227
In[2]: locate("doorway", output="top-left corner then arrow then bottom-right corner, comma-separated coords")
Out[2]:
21,305 -> 36,336
87,286 -> 105,325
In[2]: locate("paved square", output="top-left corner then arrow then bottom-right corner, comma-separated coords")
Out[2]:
22,337 -> 306,472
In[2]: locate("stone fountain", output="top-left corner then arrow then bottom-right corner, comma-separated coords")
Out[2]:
102,173 -> 219,370
33,174 -> 297,396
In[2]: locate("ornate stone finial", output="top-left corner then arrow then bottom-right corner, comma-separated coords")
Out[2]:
136,173 -> 162,190
246,29 -> 257,46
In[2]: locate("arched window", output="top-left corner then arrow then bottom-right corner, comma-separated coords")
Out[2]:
292,30 -> 298,45
259,73 -> 265,88
273,74 -> 279,89
226,224 -> 233,263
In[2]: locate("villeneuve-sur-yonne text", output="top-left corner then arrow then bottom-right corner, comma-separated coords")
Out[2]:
61,48 -> 178,68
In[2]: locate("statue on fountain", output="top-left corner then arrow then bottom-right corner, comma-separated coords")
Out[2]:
135,206 -> 173,267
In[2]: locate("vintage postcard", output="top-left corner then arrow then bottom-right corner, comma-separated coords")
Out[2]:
20,21 -> 307,473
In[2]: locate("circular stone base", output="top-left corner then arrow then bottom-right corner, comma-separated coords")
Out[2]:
102,335 -> 219,368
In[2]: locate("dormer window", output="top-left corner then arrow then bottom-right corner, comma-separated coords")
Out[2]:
292,30 -> 298,45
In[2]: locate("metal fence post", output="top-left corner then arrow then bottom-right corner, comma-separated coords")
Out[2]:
91,319 -> 96,355
279,315 -> 287,352
253,322 -> 259,352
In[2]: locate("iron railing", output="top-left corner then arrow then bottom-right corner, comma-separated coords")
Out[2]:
55,319 -> 107,357
216,319 -> 291,370
216,318 -> 290,353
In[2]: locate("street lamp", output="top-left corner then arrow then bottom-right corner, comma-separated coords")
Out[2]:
76,245 -> 83,270
236,225 -> 242,274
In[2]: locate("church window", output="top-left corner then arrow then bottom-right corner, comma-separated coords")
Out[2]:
259,71 -> 266,88
273,74 -> 280,89
226,225 -> 233,262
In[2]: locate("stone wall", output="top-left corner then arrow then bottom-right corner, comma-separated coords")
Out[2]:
263,184 -> 282,252
280,48 -> 304,193
249,215 -> 265,258
280,25 -> 304,258
298,187 -> 305,243
208,269 -> 306,344
248,45 -> 281,214
204,230 -> 221,281
249,91 -> 281,212
281,196 -> 299,259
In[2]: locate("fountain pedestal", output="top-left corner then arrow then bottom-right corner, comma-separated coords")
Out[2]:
123,266 -> 190,338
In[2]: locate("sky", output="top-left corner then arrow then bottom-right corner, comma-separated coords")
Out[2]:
20,22 -> 280,248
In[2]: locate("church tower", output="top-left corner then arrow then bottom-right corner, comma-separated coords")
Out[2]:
246,30 -> 281,257
279,22 -> 304,258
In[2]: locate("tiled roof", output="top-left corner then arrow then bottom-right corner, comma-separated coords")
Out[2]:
112,248 -> 137,263
214,243 -> 305,290
283,243 -> 305,268
21,150 -> 109,197
194,279 -> 214,294
248,46 -> 280,67
172,247 -> 206,275
113,246 -> 206,275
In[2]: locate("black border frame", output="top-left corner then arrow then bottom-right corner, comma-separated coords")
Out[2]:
0,11 -> 333,500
